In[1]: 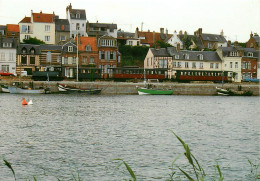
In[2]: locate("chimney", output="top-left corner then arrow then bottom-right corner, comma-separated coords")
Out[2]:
198,28 -> 202,35
227,40 -> 231,47
40,10 -> 42,14
184,31 -> 187,37
250,32 -> 253,38
160,28 -> 164,34
153,31 -> 155,43
135,27 -> 139,38
166,29 -> 168,36
177,43 -> 180,52
179,30 -> 183,35
220,29 -> 224,36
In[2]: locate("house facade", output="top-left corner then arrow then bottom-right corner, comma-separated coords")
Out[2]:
17,44 -> 41,75
241,48 -> 259,80
19,11 -> 56,44
97,35 -> 120,78
246,32 -> 259,50
134,27 -> 162,47
166,31 -> 183,49
0,38 -> 17,74
87,22 -> 117,38
66,3 -> 87,38
55,18 -> 70,45
39,45 -> 62,72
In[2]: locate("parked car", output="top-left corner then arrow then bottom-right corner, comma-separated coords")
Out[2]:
0,70 -> 15,76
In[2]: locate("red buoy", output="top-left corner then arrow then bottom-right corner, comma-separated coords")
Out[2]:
22,98 -> 27,105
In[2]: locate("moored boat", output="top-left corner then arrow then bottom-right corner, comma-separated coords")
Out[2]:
0,84 -> 10,93
137,87 -> 173,95
58,83 -> 102,94
216,87 -> 253,96
8,86 -> 46,94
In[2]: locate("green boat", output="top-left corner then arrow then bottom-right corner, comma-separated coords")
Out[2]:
137,87 -> 173,95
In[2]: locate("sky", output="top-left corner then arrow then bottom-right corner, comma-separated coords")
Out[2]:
0,0 -> 259,42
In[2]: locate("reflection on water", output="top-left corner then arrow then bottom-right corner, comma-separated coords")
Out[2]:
0,94 -> 259,180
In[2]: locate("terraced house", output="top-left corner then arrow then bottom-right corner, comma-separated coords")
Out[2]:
19,10 -> 56,44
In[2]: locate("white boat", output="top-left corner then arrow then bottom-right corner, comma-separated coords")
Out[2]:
0,84 -> 10,93
8,86 -> 46,94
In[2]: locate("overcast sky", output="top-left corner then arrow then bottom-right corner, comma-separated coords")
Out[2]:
0,0 -> 259,42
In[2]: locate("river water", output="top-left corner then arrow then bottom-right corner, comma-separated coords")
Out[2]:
0,94 -> 259,181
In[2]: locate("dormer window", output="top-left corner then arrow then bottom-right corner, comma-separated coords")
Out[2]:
76,13 -> 80,19
22,48 -> 27,54
198,54 -> 203,60
230,51 -> 238,56
175,55 -> 179,59
185,54 -> 189,59
85,45 -> 91,51
68,46 -> 73,52
247,52 -> 253,57
30,48 -> 35,54
3,42 -> 11,48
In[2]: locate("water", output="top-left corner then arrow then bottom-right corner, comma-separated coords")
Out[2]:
0,94 -> 259,180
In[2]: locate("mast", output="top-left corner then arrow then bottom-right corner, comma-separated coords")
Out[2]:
76,29 -> 79,82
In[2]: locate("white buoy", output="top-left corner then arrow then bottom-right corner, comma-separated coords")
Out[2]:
28,100 -> 33,105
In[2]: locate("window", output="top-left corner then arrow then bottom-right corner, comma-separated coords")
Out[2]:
45,25 -> 50,32
21,25 -> 30,33
230,51 -> 238,56
47,51 -> 51,62
235,62 -> 238,68
1,53 -> 5,60
3,43 -> 11,47
85,45 -> 91,51
82,23 -> 84,27
45,36 -> 50,42
21,56 -> 27,64
30,48 -> 35,54
200,63 -> 203,69
60,36 -> 66,41
110,52 -> 114,60
185,54 -> 189,59
198,54 -> 203,60
208,43 -> 212,49
76,13 -> 80,19
90,57 -> 94,64
147,58 -> 149,66
101,51 -> 105,59
9,53 -> 14,61
192,62 -> 196,68
173,61 -> 176,67
215,63 -> 219,69
1,65 -> 9,72
210,63 -> 214,68
25,35 -> 30,40
242,62 -> 246,69
247,52 -> 253,57
248,62 -> 251,70
185,62 -> 189,68
129,41 -> 133,46
73,57 -> 76,64
83,56 -> 87,64
64,57 -> 68,64
175,55 -> 179,59
68,46 -> 73,52
76,23 -> 80,30
30,56 -> 35,64
230,62 -> 233,68
177,62 -> 181,68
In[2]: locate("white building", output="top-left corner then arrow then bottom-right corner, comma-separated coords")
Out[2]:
66,3 -> 87,38
0,38 -> 17,74
19,11 -> 56,44
126,38 -> 140,46
166,31 -> 183,49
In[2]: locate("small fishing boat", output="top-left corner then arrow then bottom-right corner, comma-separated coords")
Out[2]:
0,84 -> 10,93
137,87 -> 173,95
8,82 -> 48,94
58,83 -> 102,94
216,87 -> 253,96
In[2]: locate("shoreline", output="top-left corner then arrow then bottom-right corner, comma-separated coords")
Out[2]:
1,78 -> 259,96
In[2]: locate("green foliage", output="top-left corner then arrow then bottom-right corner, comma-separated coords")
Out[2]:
22,37 -> 45,45
119,45 -> 149,67
3,159 -> 16,181
238,42 -> 246,48
182,36 -> 193,50
114,159 -> 136,181
151,40 -> 173,48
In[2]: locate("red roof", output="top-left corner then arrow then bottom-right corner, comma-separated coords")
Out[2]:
138,31 -> 161,45
7,24 -> 19,32
20,17 -> 31,23
78,37 -> 98,51
32,13 -> 54,23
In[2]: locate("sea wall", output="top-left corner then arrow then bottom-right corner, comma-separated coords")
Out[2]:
1,80 -> 259,96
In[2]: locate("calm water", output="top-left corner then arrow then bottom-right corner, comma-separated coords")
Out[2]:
0,94 -> 259,181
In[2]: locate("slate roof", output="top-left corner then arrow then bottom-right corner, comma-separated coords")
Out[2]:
218,47 -> 258,57
32,13 -> 55,23
88,23 -> 117,30
178,35 -> 205,49
55,19 -> 70,32
0,25 -> 7,31
40,44 -> 62,51
172,50 -> 221,62
0,38 -> 18,48
78,37 -> 97,51
117,31 -> 135,38
19,17 -> 31,23
17,44 -> 41,54
6,24 -> 19,32
201,34 -> 227,42
252,35 -> 260,46
150,48 -> 170,57
70,9 -> 86,20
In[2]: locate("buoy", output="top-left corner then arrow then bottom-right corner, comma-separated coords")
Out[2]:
28,99 -> 33,105
22,98 -> 28,105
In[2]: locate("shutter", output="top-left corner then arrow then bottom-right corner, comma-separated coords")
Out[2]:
99,51 -> 101,59
105,51 -> 107,60
108,51 -> 110,61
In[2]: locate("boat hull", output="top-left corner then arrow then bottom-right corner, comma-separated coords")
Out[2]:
58,84 -> 102,94
216,87 -> 253,96
137,88 -> 173,95
8,86 -> 45,94
0,85 -> 10,93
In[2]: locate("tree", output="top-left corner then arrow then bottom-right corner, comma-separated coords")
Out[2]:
22,37 -> 45,45
182,36 -> 193,50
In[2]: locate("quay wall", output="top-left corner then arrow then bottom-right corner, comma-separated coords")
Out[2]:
0,80 -> 259,96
